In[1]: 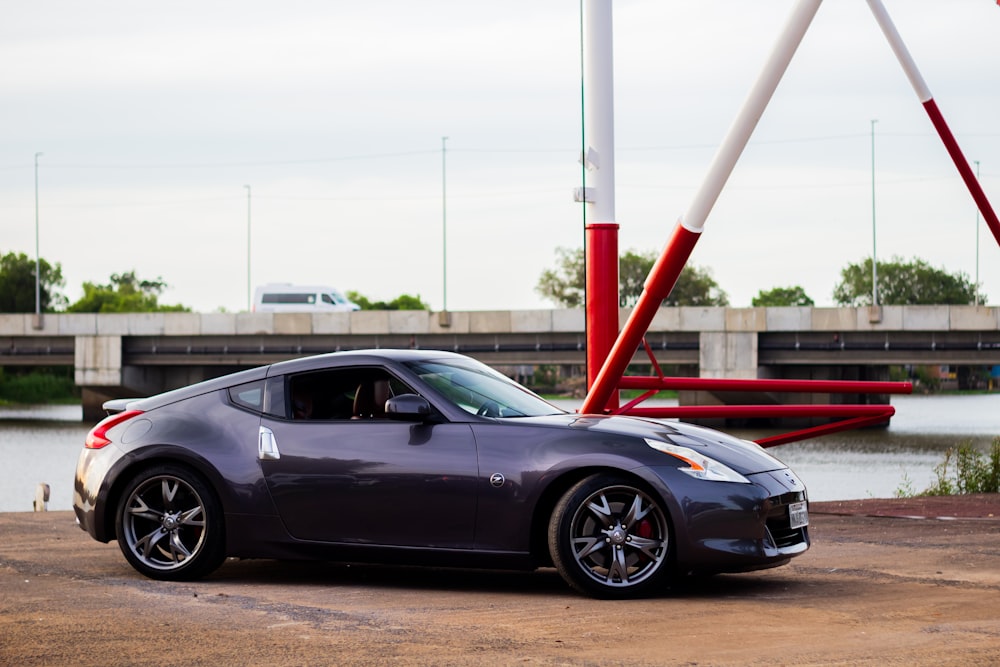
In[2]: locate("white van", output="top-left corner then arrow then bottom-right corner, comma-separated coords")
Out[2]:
253,284 -> 360,312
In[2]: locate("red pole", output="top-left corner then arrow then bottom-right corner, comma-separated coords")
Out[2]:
580,0 -> 820,415
581,221 -> 702,414
922,99 -> 1000,246
618,375 -> 912,395
585,222 -> 620,409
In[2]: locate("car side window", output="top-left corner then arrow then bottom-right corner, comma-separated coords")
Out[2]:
229,380 -> 266,412
284,368 -> 413,421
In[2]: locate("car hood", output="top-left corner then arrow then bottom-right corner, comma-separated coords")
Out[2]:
514,413 -> 789,475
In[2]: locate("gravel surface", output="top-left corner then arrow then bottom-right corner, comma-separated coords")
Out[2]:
2,499 -> 998,666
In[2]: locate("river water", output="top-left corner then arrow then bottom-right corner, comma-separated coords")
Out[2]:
1,395 -> 997,513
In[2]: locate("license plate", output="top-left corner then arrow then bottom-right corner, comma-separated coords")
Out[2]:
788,501 -> 809,529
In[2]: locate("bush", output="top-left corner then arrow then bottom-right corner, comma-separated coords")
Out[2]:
0,368 -> 78,404
923,439 -> 1000,495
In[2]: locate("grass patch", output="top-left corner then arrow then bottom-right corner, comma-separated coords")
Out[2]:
899,438 -> 1000,497
0,367 -> 79,404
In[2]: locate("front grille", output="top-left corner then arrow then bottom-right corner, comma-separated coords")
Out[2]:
764,494 -> 808,550
766,523 -> 806,549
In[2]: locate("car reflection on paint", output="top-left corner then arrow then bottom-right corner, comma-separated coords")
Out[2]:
74,349 -> 809,598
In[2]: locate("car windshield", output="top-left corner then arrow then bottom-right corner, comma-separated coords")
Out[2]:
405,357 -> 565,418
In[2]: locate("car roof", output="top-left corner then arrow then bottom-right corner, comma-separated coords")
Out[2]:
266,348 -> 467,376
132,349 -> 466,412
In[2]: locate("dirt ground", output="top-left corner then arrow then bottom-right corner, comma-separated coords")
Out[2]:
2,497 -> 999,666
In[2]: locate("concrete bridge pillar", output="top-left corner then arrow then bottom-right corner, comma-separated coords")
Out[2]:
678,332 -> 760,424
699,332 -> 758,379
74,336 -> 123,422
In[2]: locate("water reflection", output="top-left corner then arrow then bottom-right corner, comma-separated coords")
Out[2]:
733,394 -> 1000,500
0,408 -> 90,513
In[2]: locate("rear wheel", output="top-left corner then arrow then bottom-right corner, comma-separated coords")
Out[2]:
115,465 -> 225,581
548,474 -> 672,598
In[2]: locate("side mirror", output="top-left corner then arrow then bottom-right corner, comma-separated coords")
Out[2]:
384,394 -> 432,421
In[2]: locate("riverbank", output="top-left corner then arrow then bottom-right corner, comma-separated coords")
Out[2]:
2,499 -> 998,666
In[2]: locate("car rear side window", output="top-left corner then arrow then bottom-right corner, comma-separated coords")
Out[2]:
229,380 -> 265,412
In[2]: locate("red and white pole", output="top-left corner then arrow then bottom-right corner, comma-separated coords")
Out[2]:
867,0 -> 1000,247
582,0 -> 824,414
582,0 -> 621,408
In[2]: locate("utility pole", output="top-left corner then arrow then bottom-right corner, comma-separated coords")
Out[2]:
441,136 -> 448,314
871,119 -> 879,308
245,185 -> 251,311
974,160 -> 981,306
34,152 -> 43,328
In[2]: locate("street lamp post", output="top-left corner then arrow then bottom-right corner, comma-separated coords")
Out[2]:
870,119 -> 878,308
34,152 -> 43,327
974,160 -> 981,306
244,185 -> 251,311
441,136 -> 448,313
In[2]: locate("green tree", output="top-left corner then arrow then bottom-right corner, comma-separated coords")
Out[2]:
0,251 -> 66,312
346,291 -> 429,310
536,247 -> 728,308
752,285 -> 815,307
662,262 -> 729,307
67,271 -> 189,313
618,250 -> 656,307
833,256 -> 981,306
535,247 -> 586,308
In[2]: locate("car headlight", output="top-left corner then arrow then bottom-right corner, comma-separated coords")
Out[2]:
644,438 -> 750,484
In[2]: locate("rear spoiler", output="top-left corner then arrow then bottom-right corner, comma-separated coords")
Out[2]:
102,398 -> 142,416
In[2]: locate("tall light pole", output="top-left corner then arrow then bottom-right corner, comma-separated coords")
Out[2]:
870,119 -> 878,307
244,185 -> 251,311
974,160 -> 981,306
34,152 -> 43,323
441,136 -> 448,313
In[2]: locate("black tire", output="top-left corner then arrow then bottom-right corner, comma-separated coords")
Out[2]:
115,464 -> 226,581
548,474 -> 672,598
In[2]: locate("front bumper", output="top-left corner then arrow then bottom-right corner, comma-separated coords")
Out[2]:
643,465 -> 810,573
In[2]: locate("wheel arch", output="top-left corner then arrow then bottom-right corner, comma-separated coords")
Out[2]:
98,450 -> 230,544
528,466 -> 676,568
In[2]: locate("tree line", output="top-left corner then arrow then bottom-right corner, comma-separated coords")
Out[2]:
535,247 -> 983,308
0,252 -> 189,313
0,251 -> 429,313
0,248 -> 983,314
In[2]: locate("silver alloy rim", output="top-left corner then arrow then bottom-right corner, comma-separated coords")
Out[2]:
568,485 -> 668,588
122,475 -> 207,571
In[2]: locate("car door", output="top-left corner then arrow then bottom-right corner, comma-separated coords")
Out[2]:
259,367 -> 479,548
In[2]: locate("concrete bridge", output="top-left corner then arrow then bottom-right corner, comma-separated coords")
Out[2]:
2,306 -> 999,420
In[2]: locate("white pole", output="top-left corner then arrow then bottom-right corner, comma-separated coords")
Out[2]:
866,0 -> 932,102
583,0 -> 615,224
681,0 -> 822,234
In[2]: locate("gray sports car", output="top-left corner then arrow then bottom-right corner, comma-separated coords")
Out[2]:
74,349 -> 809,598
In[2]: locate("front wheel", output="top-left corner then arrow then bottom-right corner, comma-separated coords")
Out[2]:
115,465 -> 226,581
548,474 -> 672,598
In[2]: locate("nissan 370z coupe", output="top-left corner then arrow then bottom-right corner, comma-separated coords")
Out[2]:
74,349 -> 809,598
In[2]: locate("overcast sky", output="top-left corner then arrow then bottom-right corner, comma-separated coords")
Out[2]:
3,0 -> 999,313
